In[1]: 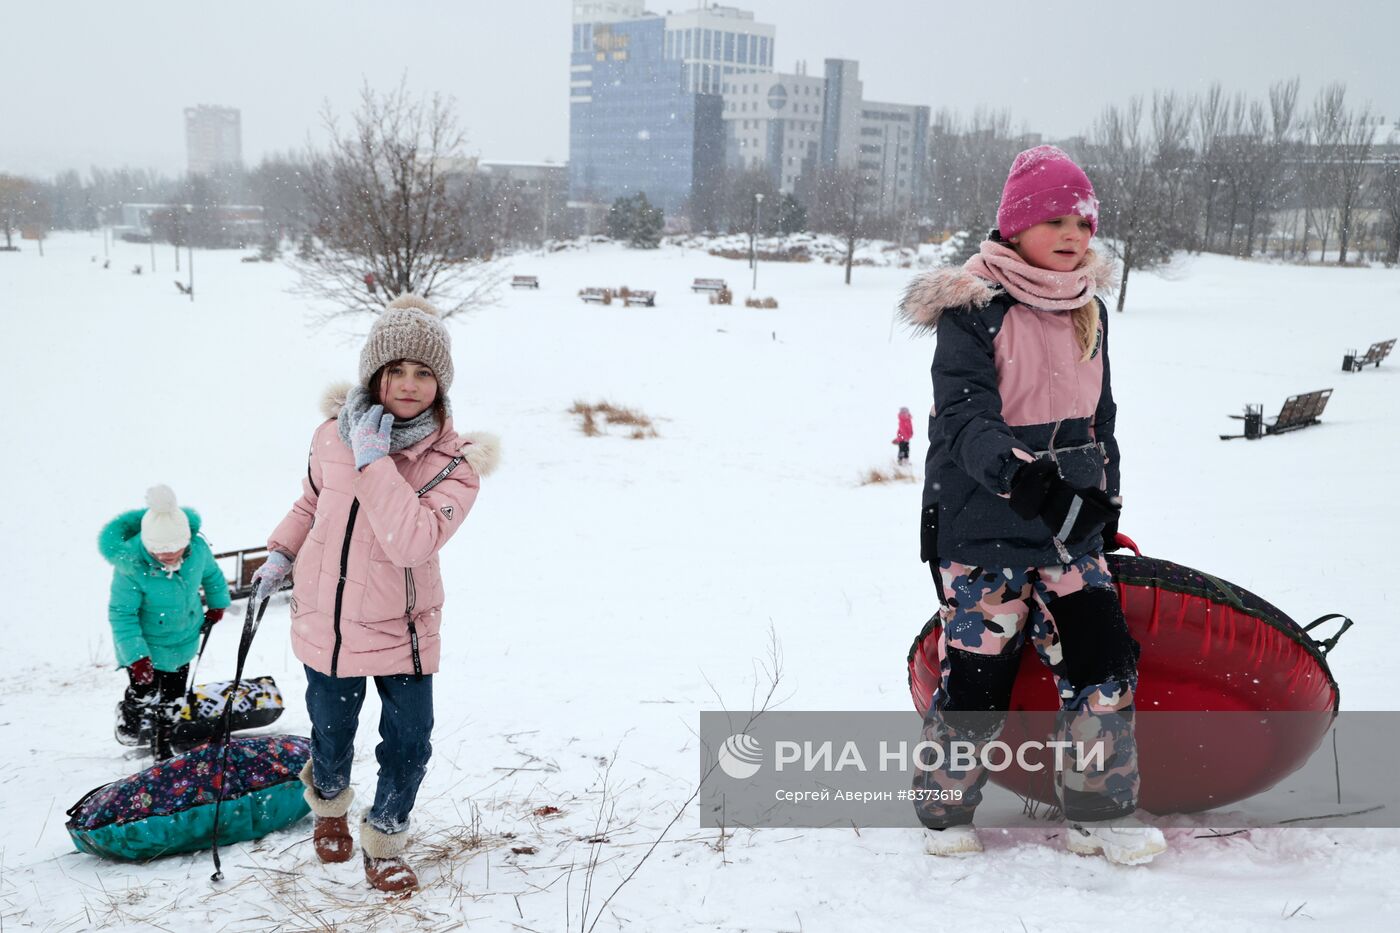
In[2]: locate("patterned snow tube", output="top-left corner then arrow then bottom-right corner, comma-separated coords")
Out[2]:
171,676 -> 285,752
66,734 -> 311,861
907,542 -> 1349,813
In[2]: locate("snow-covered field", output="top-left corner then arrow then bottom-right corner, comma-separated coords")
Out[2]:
1,234 -> 1398,931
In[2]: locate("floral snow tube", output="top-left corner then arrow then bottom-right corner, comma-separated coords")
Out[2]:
66,734 -> 311,861
907,540 -> 1350,814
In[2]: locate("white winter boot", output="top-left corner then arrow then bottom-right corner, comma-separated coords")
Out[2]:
1065,816 -> 1166,865
923,824 -> 983,857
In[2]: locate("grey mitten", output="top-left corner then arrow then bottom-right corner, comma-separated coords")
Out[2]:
251,550 -> 293,602
351,404 -> 395,471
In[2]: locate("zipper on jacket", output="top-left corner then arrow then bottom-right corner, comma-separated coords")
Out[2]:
403,567 -> 423,680
1047,419 -> 1063,469
330,498 -> 361,677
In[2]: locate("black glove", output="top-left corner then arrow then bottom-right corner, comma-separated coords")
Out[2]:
1008,459 -> 1120,546
1100,515 -> 1122,552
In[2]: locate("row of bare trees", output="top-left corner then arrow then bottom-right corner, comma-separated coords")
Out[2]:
1084,80 -> 1397,309
8,85 -> 567,317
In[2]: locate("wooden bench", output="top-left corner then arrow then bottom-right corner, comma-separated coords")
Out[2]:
579,287 -> 612,305
511,275 -> 540,289
690,278 -> 727,293
1342,338 -> 1395,372
213,546 -> 293,600
1220,389 -> 1333,440
623,290 -> 656,307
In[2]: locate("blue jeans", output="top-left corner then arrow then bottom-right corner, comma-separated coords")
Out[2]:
303,665 -> 434,835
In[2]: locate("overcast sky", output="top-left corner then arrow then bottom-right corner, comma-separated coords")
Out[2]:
4,0 -> 1397,178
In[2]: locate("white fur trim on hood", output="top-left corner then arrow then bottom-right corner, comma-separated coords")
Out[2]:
458,432 -> 501,477
320,381 -> 355,421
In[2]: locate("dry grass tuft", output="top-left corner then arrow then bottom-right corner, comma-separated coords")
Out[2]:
744,296 -> 779,309
572,401 -> 658,439
858,466 -> 917,486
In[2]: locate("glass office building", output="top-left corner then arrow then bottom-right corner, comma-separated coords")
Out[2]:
569,6 -> 771,223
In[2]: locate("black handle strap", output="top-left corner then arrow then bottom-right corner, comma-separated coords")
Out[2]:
180,617 -> 219,719
1303,613 -> 1354,656
209,592 -> 269,882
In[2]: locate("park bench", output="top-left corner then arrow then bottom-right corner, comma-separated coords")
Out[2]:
511,275 -> 540,289
1342,338 -> 1395,372
623,290 -> 656,307
213,546 -> 293,600
579,287 -> 612,305
1220,388 -> 1333,440
691,278 -> 727,293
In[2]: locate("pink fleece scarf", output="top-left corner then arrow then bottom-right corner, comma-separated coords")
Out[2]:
964,240 -> 1101,311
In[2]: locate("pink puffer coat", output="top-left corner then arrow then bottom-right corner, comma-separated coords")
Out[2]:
269,386 -> 500,678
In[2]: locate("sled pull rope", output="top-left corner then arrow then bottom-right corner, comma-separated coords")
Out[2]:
1302,614 -> 1354,656
181,615 -> 219,721
208,592 -> 270,882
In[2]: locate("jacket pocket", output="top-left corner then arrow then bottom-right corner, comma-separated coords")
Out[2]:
1044,443 -> 1105,491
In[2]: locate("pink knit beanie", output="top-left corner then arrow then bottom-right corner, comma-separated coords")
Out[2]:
996,145 -> 1099,240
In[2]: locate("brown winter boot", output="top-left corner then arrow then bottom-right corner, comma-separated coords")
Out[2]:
299,760 -> 355,863
361,820 -> 418,894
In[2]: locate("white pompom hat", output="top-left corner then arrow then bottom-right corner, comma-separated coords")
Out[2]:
140,485 -> 191,553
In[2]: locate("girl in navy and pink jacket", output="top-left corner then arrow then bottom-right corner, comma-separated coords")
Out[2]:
897,146 -> 1165,865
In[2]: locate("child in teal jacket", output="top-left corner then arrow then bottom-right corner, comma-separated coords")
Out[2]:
98,485 -> 230,757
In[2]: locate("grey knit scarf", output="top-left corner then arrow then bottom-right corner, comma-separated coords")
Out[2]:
337,384 -> 449,454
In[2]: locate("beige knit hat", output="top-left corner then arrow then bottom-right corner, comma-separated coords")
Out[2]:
140,485 -> 191,553
358,294 -> 454,393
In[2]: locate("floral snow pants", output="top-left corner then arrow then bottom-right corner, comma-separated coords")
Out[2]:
913,552 -> 1141,827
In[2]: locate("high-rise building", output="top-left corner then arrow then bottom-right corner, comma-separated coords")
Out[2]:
184,105 -> 242,177
819,60 -> 927,217
662,5 -> 775,95
568,3 -> 775,224
721,66 -> 824,195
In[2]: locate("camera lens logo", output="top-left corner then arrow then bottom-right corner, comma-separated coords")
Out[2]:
718,733 -> 763,780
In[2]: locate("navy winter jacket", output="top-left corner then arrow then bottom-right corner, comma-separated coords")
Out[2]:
900,259 -> 1119,569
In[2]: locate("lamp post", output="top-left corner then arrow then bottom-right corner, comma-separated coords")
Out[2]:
752,191 -> 764,291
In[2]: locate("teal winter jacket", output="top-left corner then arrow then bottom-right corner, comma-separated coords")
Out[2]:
98,507 -> 231,670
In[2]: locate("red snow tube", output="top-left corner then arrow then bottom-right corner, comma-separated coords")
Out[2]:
906,536 -> 1352,814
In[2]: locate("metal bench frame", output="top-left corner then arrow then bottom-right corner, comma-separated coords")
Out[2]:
1343,338 -> 1395,372
1220,388 -> 1333,440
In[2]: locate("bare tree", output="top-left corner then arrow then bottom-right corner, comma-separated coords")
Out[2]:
1331,94 -> 1374,264
1301,85 -> 1349,261
1149,90 -> 1196,253
1089,97 -> 1174,312
1379,150 -> 1400,266
717,166 -> 781,236
0,174 -> 38,249
1192,83 -> 1229,253
295,82 -> 499,320
809,165 -> 873,284
923,107 -> 1019,238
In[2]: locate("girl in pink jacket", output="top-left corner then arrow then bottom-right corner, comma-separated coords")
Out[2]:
893,406 -> 914,465
250,294 -> 499,893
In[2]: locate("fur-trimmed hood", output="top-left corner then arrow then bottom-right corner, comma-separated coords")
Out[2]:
318,382 -> 500,477
898,250 -> 1117,334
